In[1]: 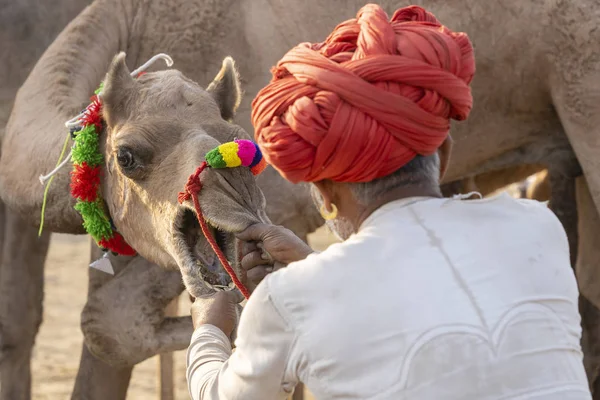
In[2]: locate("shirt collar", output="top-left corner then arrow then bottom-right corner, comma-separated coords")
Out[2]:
359,196 -> 436,231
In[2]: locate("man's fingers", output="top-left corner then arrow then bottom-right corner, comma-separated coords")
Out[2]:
194,290 -> 242,304
241,251 -> 271,272
273,261 -> 286,271
240,240 -> 258,257
227,288 -> 245,304
235,223 -> 272,242
247,266 -> 273,284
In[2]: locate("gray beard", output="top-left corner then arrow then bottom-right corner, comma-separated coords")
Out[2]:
324,218 -> 354,241
310,185 -> 355,241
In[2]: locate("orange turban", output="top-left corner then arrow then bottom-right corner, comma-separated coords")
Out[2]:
251,4 -> 475,183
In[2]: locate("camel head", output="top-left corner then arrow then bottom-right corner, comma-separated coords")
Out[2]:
98,52 -> 268,295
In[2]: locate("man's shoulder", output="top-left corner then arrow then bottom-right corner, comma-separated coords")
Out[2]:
487,195 -> 560,227
269,242 -> 351,289
446,193 -> 555,223
263,241 -> 359,320
453,193 -> 569,251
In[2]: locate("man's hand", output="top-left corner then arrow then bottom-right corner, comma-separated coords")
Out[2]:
236,224 -> 313,291
190,291 -> 242,337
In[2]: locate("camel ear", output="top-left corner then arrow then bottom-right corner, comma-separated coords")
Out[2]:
206,57 -> 242,122
102,52 -> 137,126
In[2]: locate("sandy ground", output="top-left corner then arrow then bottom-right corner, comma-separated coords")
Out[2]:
31,227 -> 339,399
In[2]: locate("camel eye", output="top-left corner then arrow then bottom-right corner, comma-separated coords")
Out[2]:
117,147 -> 136,170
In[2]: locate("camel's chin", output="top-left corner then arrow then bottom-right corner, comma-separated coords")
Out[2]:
173,208 -> 236,289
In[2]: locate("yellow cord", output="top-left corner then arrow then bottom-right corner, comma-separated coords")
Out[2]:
39,134 -> 71,236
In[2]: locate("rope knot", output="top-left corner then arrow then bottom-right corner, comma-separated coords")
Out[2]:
177,162 -> 207,204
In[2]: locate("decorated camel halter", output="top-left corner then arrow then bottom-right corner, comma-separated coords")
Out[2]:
38,54 -> 266,298
39,54 -> 176,255
178,141 -> 267,299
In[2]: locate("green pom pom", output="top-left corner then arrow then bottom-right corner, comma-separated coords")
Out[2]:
74,200 -> 112,242
94,82 -> 104,95
72,125 -> 104,166
205,148 -> 227,169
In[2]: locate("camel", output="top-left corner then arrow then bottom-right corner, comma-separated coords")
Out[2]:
0,1 -> 320,399
2,0 -> 600,398
0,1 -> 196,398
1,51 -> 318,400
0,1 -> 91,398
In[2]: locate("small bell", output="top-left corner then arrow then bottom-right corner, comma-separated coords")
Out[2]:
89,252 -> 114,275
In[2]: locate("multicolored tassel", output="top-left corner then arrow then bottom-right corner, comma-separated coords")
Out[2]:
205,139 -> 267,175
41,54 -> 174,254
69,90 -> 137,256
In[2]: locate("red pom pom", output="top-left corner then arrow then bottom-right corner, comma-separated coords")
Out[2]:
81,95 -> 103,130
70,162 -> 101,202
250,157 -> 267,175
99,232 -> 136,256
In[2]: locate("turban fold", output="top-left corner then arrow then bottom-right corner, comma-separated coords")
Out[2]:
251,4 -> 475,183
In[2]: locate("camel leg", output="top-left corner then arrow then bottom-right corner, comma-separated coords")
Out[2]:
574,176 -> 600,397
159,298 -> 178,400
0,204 -> 50,400
71,344 -> 133,400
0,196 -> 4,267
71,244 -> 136,400
581,296 -> 600,396
75,251 -> 191,399
547,168 -> 579,266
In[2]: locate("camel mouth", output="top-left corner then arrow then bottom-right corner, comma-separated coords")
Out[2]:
173,208 -> 236,289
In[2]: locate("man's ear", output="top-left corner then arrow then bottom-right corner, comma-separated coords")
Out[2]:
206,57 -> 243,122
438,135 -> 453,182
312,180 -> 335,212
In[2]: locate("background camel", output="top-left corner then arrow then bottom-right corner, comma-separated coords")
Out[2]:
0,1 -> 91,398
2,0 -> 600,398
0,0 -> 190,398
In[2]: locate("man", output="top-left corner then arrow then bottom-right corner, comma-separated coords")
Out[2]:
187,4 -> 591,399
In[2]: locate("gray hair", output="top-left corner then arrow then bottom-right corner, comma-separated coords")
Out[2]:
348,153 -> 441,205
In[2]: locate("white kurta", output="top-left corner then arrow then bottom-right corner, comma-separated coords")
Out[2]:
187,193 -> 591,399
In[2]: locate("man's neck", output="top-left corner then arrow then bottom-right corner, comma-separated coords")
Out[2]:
353,185 -> 442,230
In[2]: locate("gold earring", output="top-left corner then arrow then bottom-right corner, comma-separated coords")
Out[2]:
320,203 -> 338,220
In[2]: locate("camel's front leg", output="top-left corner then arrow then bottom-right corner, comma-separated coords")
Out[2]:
0,204 -> 50,400
71,345 -> 133,400
71,245 -> 137,400
574,176 -> 600,397
72,246 -> 191,399
547,167 -> 580,267
159,298 -> 179,400
80,256 -> 191,366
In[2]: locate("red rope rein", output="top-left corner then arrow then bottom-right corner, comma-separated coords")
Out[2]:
178,162 -> 251,299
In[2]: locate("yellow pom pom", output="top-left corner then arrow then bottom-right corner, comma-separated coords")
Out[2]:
219,142 -> 241,167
